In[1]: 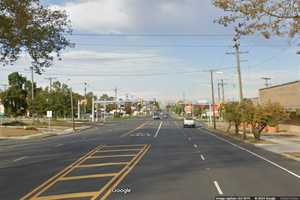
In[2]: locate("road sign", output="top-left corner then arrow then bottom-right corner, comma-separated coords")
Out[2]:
47,111 -> 52,118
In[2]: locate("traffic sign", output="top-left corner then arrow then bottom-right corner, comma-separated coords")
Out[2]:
47,111 -> 52,118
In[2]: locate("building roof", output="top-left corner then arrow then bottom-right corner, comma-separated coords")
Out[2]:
259,80 -> 300,91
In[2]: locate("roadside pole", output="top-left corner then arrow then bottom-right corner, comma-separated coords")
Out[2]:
92,97 -> 95,122
47,111 -> 52,132
70,88 -> 75,131
210,70 -> 217,129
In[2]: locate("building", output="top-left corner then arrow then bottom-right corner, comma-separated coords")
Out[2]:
259,80 -> 300,111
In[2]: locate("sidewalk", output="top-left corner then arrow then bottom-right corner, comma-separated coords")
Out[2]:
203,120 -> 300,162
258,135 -> 300,161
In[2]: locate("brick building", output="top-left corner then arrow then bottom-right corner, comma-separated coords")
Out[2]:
259,80 -> 300,111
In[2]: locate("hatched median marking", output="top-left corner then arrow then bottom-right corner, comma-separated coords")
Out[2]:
21,144 -> 151,200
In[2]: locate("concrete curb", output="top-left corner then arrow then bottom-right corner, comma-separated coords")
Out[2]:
200,122 -> 300,163
0,125 -> 94,140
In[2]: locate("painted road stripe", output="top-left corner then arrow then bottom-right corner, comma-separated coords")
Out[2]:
120,122 -> 148,137
154,121 -> 163,138
96,149 -> 140,153
200,155 -> 205,160
77,162 -> 128,168
34,192 -> 98,200
214,181 -> 224,195
89,154 -> 136,159
188,137 -> 191,141
205,131 -> 300,179
96,145 -> 151,200
13,156 -> 27,162
59,173 -> 117,181
193,144 -> 198,148
20,145 -> 103,200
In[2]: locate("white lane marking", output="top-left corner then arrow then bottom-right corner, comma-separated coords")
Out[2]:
193,144 -> 198,148
154,121 -> 163,138
200,154 -> 205,160
214,181 -> 223,195
188,137 -> 191,141
55,144 -> 63,147
13,156 -> 27,162
205,130 -> 300,179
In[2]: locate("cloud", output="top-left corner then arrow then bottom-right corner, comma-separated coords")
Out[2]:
53,0 -> 224,33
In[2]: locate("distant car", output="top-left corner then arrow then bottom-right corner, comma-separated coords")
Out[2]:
183,117 -> 195,128
163,113 -> 168,119
153,113 -> 161,120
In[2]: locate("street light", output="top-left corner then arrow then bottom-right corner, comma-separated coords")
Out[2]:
206,69 -> 223,129
67,78 -> 75,132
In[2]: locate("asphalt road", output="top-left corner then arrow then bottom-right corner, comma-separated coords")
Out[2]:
0,116 -> 300,200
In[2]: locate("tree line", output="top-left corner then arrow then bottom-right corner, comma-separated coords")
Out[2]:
0,72 -> 116,119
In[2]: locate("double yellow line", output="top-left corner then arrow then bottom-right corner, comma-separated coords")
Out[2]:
91,144 -> 151,200
20,145 -> 103,200
21,144 -> 151,200
120,121 -> 149,138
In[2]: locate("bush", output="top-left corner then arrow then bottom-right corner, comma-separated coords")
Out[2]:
3,121 -> 28,126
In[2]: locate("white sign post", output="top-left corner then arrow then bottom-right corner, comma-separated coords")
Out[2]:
47,111 -> 52,132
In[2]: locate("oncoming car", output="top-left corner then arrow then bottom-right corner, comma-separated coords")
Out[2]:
183,117 -> 196,128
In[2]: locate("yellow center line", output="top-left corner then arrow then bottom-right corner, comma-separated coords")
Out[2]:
21,146 -> 103,200
90,144 -> 151,200
33,191 -> 98,200
98,145 -> 151,200
76,162 -> 129,168
59,173 -> 118,181
120,121 -> 149,137
21,144 -> 150,200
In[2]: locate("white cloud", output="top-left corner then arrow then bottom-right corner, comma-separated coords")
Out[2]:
53,0 -> 132,33
53,0 -> 223,33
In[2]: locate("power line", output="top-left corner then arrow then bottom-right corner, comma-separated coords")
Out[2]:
75,43 -> 291,48
71,33 -> 237,37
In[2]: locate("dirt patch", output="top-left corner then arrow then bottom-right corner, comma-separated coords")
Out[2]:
285,152 -> 300,158
0,127 -> 40,137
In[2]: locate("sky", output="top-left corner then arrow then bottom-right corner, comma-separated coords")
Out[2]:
1,0 -> 300,103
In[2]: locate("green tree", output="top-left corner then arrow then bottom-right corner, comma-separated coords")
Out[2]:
222,102 -> 242,135
213,0 -> 300,40
251,102 -> 288,140
0,0 -> 72,73
125,102 -> 132,115
1,72 -> 28,117
193,106 -> 204,118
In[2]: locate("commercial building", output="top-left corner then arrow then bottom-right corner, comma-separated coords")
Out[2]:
259,80 -> 300,111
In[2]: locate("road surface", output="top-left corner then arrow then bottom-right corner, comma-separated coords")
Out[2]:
0,117 -> 300,200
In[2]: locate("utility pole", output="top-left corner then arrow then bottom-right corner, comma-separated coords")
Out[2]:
210,70 -> 217,129
84,82 -> 87,114
30,67 -> 35,122
217,81 -> 221,103
70,87 -> 75,131
261,77 -> 272,88
220,79 -> 225,103
226,40 -> 248,102
45,77 -> 57,92
235,42 -> 244,102
114,87 -> 118,115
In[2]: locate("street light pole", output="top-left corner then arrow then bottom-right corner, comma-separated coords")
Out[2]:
30,67 -> 35,122
70,87 -> 75,131
210,70 -> 217,129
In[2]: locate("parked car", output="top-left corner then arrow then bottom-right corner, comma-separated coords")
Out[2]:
183,117 -> 195,128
